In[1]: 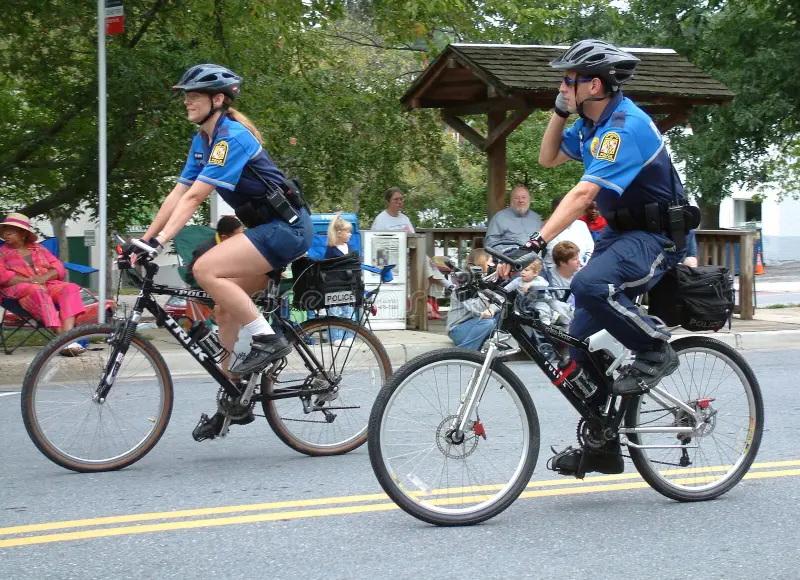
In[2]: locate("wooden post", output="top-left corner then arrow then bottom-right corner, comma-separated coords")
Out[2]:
739,231 -> 755,320
487,110 -> 507,218
407,234 -> 428,331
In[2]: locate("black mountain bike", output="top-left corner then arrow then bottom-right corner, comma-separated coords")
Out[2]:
368,246 -> 763,526
20,239 -> 392,473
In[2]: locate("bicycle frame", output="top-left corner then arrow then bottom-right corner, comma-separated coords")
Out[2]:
100,262 -> 347,403
450,286 -> 704,446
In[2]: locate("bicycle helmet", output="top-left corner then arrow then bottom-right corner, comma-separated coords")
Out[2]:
173,63 -> 242,100
551,39 -> 639,89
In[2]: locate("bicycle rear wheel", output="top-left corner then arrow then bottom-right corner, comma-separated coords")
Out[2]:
21,323 -> 173,473
262,317 -> 391,456
625,336 -> 763,501
368,349 -> 539,526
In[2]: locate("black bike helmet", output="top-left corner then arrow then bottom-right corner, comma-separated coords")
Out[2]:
551,39 -> 639,89
173,63 -> 242,100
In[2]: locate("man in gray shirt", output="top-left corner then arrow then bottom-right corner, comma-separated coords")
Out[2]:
484,185 -> 544,252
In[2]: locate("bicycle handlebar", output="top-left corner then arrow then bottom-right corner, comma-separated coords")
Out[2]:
483,246 -> 540,272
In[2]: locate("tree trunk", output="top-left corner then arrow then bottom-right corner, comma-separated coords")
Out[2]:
699,200 -> 720,230
51,216 -> 69,280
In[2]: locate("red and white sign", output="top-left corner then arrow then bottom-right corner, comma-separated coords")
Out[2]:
105,0 -> 124,35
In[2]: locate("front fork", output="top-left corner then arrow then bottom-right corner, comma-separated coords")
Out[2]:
93,311 -> 141,403
450,342 -> 500,438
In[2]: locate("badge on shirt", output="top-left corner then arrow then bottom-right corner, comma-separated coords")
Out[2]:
590,137 -> 599,157
208,141 -> 228,166
596,132 -> 621,162
193,152 -> 203,160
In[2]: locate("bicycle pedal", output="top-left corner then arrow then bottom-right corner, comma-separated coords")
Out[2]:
192,413 -> 221,442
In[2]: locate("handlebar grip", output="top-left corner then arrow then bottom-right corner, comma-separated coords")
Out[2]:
483,246 -> 539,272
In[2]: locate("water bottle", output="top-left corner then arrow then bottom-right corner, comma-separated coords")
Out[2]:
562,364 -> 599,401
188,321 -> 227,362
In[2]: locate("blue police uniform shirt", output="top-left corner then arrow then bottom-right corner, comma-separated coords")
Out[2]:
178,115 -> 287,209
560,92 -> 685,217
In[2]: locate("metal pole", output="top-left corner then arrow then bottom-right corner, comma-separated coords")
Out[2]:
97,0 -> 108,323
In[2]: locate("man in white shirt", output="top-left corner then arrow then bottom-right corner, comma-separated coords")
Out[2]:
369,187 -> 452,318
370,187 -> 415,233
542,195 -> 594,272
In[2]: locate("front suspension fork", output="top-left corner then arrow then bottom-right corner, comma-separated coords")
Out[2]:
451,342 -> 500,437
94,312 -> 140,402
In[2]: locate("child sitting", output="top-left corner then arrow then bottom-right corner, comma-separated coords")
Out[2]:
446,248 -> 500,351
325,214 -> 356,346
504,259 -> 572,327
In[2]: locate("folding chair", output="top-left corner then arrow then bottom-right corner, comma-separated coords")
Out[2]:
0,237 -> 99,354
0,288 -> 56,354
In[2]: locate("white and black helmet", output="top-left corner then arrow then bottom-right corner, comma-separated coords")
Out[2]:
173,63 -> 242,100
551,39 -> 639,88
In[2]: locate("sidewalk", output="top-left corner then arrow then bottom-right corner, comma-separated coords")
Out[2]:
3,309 -> 800,390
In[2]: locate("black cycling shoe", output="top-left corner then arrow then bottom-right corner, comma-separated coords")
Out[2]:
229,334 -> 292,376
613,342 -> 679,396
547,442 -> 625,479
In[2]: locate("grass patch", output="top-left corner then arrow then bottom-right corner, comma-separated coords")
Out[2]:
761,303 -> 799,309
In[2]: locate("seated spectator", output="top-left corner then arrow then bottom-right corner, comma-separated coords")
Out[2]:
0,213 -> 87,356
684,229 -> 698,267
370,187 -> 452,319
185,216 -> 244,288
542,196 -> 594,272
579,201 -> 607,241
484,185 -> 543,252
548,241 -> 582,302
447,249 -> 499,351
325,214 -> 356,345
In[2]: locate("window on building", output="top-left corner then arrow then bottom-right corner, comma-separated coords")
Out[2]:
744,199 -> 762,223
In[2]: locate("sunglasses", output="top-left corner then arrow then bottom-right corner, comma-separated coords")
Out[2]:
563,76 -> 595,86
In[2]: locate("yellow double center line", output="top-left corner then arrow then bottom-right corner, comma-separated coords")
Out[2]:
2,460 -> 799,549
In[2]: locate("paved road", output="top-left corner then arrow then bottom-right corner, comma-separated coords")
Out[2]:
1,349 -> 799,579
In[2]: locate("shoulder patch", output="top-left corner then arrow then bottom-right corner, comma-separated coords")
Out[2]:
596,132 -> 621,163
208,141 -> 228,166
590,137 -> 599,157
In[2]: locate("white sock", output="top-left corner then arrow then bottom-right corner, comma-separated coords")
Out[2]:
244,317 -> 274,337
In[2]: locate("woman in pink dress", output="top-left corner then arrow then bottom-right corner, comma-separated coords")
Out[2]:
0,213 -> 87,355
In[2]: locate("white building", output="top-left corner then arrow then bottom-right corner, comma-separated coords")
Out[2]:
718,187 -> 800,264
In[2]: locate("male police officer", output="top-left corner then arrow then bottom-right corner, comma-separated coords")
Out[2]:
512,39 -> 691,475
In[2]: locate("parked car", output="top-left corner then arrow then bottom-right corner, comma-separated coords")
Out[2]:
3,287 -> 115,327
164,295 -> 190,329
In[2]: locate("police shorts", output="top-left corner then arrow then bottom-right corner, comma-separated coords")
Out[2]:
244,208 -> 314,269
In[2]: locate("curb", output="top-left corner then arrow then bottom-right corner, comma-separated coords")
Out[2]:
2,330 -> 799,390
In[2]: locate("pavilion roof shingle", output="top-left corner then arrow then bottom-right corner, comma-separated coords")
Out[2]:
402,44 -> 734,108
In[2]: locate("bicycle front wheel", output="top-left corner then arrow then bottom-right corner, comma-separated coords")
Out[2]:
262,317 -> 391,456
21,324 -> 174,473
368,349 -> 539,526
625,336 -> 763,501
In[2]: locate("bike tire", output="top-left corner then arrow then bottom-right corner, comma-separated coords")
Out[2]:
625,336 -> 763,502
368,348 -> 539,526
21,323 -> 174,473
262,317 -> 391,456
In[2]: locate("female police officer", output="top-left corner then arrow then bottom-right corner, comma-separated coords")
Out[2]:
131,64 -> 313,441
499,40 -> 691,476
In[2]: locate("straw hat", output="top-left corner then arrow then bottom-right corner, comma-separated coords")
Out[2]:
0,213 -> 38,242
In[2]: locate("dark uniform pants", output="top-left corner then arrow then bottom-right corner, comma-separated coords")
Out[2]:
569,228 -> 685,358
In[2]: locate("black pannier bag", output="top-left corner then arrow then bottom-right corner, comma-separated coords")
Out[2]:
291,252 -> 364,311
647,264 -> 735,332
